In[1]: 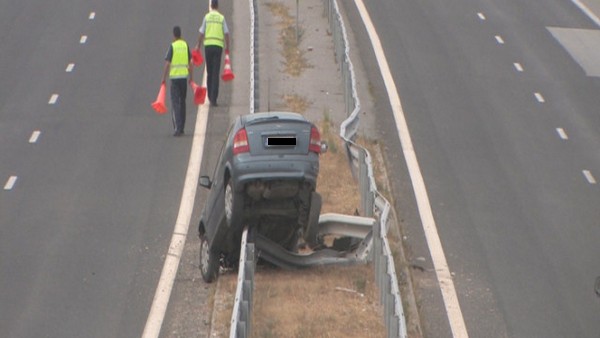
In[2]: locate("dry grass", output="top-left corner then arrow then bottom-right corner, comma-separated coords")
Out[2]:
282,94 -> 310,114
317,115 -> 361,215
266,2 -> 311,76
253,265 -> 385,338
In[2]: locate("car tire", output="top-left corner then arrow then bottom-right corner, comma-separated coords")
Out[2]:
304,192 -> 322,248
199,234 -> 219,283
224,179 -> 243,228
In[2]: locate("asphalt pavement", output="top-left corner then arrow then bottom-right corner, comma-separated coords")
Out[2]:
0,1 -> 208,337
2,0 -> 600,337
351,0 -> 600,337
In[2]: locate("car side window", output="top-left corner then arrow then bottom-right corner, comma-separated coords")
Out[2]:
212,142 -> 226,179
211,123 -> 235,180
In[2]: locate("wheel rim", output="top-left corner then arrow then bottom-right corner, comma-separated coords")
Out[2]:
224,182 -> 233,223
200,238 -> 210,274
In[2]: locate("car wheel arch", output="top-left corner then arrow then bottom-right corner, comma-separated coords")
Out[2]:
224,168 -> 231,188
198,220 -> 207,238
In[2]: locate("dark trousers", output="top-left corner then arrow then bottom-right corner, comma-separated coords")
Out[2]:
204,45 -> 223,105
170,78 -> 187,133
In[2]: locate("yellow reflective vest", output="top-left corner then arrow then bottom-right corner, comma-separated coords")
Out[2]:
204,11 -> 225,48
170,39 -> 189,79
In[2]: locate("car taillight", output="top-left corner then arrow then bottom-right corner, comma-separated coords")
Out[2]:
233,128 -> 250,155
309,126 -> 321,154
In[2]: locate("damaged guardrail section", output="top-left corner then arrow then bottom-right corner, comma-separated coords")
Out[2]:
323,0 -> 408,337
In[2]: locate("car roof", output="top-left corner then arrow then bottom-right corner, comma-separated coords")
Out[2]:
241,111 -> 309,126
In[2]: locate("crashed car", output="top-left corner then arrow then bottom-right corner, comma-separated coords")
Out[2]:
198,112 -> 326,282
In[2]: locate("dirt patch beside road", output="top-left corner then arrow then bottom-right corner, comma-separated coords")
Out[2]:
253,265 -> 384,338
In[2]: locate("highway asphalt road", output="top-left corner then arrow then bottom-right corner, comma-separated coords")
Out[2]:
343,0 -> 600,336
0,0 -> 211,337
2,0 -> 600,337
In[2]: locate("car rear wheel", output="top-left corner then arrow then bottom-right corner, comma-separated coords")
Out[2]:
199,234 -> 219,283
304,192 -> 322,248
224,180 -> 243,228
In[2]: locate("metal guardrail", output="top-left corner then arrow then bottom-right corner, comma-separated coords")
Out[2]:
322,0 -> 408,337
255,213 -> 373,270
249,0 -> 258,114
229,0 -> 258,336
229,227 -> 255,338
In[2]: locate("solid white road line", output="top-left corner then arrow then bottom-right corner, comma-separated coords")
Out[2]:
353,0 -> 469,337
556,128 -> 568,140
66,63 -> 75,72
535,92 -> 545,103
4,176 -> 18,190
80,35 -> 88,44
583,170 -> 597,184
141,72 -> 209,338
29,130 -> 41,143
495,35 -> 505,44
48,94 -> 59,104
572,0 -> 600,27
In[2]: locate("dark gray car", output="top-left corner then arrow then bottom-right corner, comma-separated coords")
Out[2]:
198,112 -> 326,282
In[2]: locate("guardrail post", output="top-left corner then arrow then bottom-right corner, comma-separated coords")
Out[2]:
245,243 -> 255,335
358,150 -> 368,216
230,227 -> 255,338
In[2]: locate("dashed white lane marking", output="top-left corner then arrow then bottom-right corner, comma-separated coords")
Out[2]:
495,35 -> 505,44
478,12 -> 486,21
556,128 -> 569,140
80,35 -> 88,44
48,94 -> 59,104
355,0 -> 469,337
66,63 -> 75,72
513,62 -> 524,72
535,92 -> 545,103
29,131 -> 41,143
89,12 -> 96,20
583,170 -> 597,184
4,176 -> 18,190
572,0 -> 600,27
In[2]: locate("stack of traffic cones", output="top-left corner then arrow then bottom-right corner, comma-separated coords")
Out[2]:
221,51 -> 235,82
151,82 -> 167,114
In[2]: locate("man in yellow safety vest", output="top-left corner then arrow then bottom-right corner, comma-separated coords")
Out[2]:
195,0 -> 230,107
161,26 -> 193,137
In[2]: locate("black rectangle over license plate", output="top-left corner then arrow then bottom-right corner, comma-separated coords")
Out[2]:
267,137 -> 296,146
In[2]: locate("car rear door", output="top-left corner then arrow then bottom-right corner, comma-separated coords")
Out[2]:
203,141 -> 227,244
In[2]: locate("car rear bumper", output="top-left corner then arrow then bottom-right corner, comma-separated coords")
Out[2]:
231,156 -> 319,190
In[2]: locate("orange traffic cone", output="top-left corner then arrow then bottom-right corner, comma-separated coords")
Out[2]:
152,82 -> 167,114
221,51 -> 235,82
192,49 -> 203,66
190,81 -> 207,105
